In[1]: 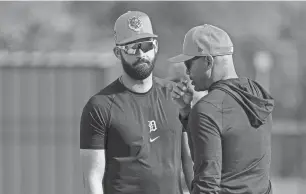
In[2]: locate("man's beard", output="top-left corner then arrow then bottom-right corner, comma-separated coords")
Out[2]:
121,55 -> 156,80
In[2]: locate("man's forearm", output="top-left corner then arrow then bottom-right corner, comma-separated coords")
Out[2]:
181,131 -> 194,192
182,160 -> 194,192
83,173 -> 103,194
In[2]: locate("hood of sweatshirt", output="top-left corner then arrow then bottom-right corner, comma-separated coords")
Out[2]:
209,77 -> 274,128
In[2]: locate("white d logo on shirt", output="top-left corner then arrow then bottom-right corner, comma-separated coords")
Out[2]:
148,120 -> 157,133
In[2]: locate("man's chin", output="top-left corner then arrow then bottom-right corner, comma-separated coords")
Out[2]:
126,70 -> 153,80
194,85 -> 206,92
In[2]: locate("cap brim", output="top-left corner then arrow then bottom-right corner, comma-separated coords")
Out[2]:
168,54 -> 194,63
117,33 -> 158,45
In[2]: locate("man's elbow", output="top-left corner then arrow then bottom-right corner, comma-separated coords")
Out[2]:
192,175 -> 221,194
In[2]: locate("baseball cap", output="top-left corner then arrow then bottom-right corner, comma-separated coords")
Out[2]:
114,11 -> 158,45
168,24 -> 234,63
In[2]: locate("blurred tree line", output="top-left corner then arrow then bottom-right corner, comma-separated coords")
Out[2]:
0,1 -> 306,121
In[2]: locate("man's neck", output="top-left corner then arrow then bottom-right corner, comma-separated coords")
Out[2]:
221,65 -> 238,80
121,73 -> 153,93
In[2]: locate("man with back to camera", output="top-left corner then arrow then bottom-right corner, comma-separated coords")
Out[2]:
169,24 -> 274,194
79,11 -> 193,194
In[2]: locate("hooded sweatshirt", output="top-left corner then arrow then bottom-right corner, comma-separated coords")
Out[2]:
185,77 -> 274,194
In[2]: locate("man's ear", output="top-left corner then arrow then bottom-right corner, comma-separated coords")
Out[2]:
154,40 -> 159,54
113,47 -> 121,59
206,55 -> 214,69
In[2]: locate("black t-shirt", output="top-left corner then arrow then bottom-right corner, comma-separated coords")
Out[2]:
80,77 -> 185,194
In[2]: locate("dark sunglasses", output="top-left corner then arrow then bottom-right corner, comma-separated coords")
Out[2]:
117,39 -> 157,55
184,56 -> 203,72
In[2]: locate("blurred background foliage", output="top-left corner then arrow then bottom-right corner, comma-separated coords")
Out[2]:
0,1 -> 305,121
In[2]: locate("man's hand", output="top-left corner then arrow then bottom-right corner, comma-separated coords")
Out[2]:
171,79 -> 193,118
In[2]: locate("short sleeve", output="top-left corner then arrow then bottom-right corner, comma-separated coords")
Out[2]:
80,98 -> 110,149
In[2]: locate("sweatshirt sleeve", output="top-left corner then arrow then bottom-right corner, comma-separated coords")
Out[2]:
188,101 -> 222,194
